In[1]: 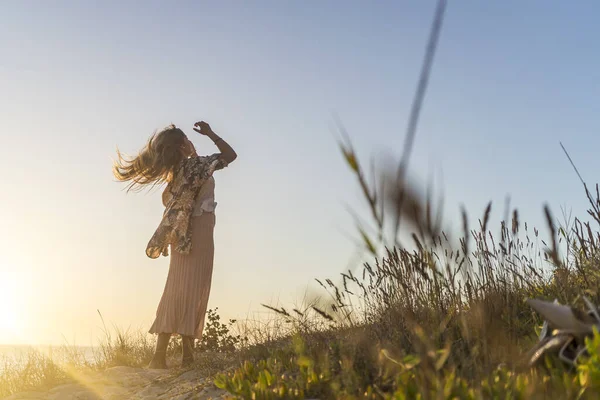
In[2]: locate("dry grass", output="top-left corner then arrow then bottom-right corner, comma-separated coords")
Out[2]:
0,310 -> 215,397
211,135 -> 600,397
0,324 -> 154,398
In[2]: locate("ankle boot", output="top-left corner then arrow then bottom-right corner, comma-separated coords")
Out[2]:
181,335 -> 195,367
149,333 -> 171,369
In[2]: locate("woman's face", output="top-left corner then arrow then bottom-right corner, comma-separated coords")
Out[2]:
180,135 -> 196,157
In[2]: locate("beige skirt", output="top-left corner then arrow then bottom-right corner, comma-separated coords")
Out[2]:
149,212 -> 216,339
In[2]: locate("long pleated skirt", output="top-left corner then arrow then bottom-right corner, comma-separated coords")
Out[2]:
149,212 -> 215,339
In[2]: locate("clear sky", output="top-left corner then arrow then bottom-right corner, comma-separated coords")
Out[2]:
1,1 -> 600,346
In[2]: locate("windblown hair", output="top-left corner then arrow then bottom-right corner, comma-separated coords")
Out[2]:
113,125 -> 186,192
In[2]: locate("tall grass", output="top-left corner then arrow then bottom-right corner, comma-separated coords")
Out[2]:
0,321 -> 154,398
0,309 -> 220,397
0,348 -> 83,398
214,135 -> 600,398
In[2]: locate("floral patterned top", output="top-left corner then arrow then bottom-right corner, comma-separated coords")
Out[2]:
146,153 -> 228,259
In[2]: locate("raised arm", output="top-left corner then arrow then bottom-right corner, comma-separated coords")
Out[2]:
193,121 -> 237,164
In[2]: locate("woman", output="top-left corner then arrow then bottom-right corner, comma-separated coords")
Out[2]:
113,121 -> 237,368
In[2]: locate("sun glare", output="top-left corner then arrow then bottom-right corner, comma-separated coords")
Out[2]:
0,274 -> 21,340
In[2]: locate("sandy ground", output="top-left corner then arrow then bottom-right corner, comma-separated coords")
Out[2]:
3,366 -> 230,400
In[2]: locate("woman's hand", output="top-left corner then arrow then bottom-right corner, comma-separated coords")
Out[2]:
193,121 -> 213,136
192,120 -> 238,165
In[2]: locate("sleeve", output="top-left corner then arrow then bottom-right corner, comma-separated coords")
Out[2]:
202,153 -> 229,172
184,154 -> 229,183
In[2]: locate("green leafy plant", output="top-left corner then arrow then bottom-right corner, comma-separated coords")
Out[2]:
198,308 -> 242,353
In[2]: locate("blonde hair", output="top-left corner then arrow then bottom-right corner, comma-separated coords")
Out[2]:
113,125 -> 186,192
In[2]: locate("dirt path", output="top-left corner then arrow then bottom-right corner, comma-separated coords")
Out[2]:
4,366 -> 229,400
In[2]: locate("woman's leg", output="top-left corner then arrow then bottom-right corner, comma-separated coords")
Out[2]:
148,333 -> 171,369
181,335 -> 195,367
